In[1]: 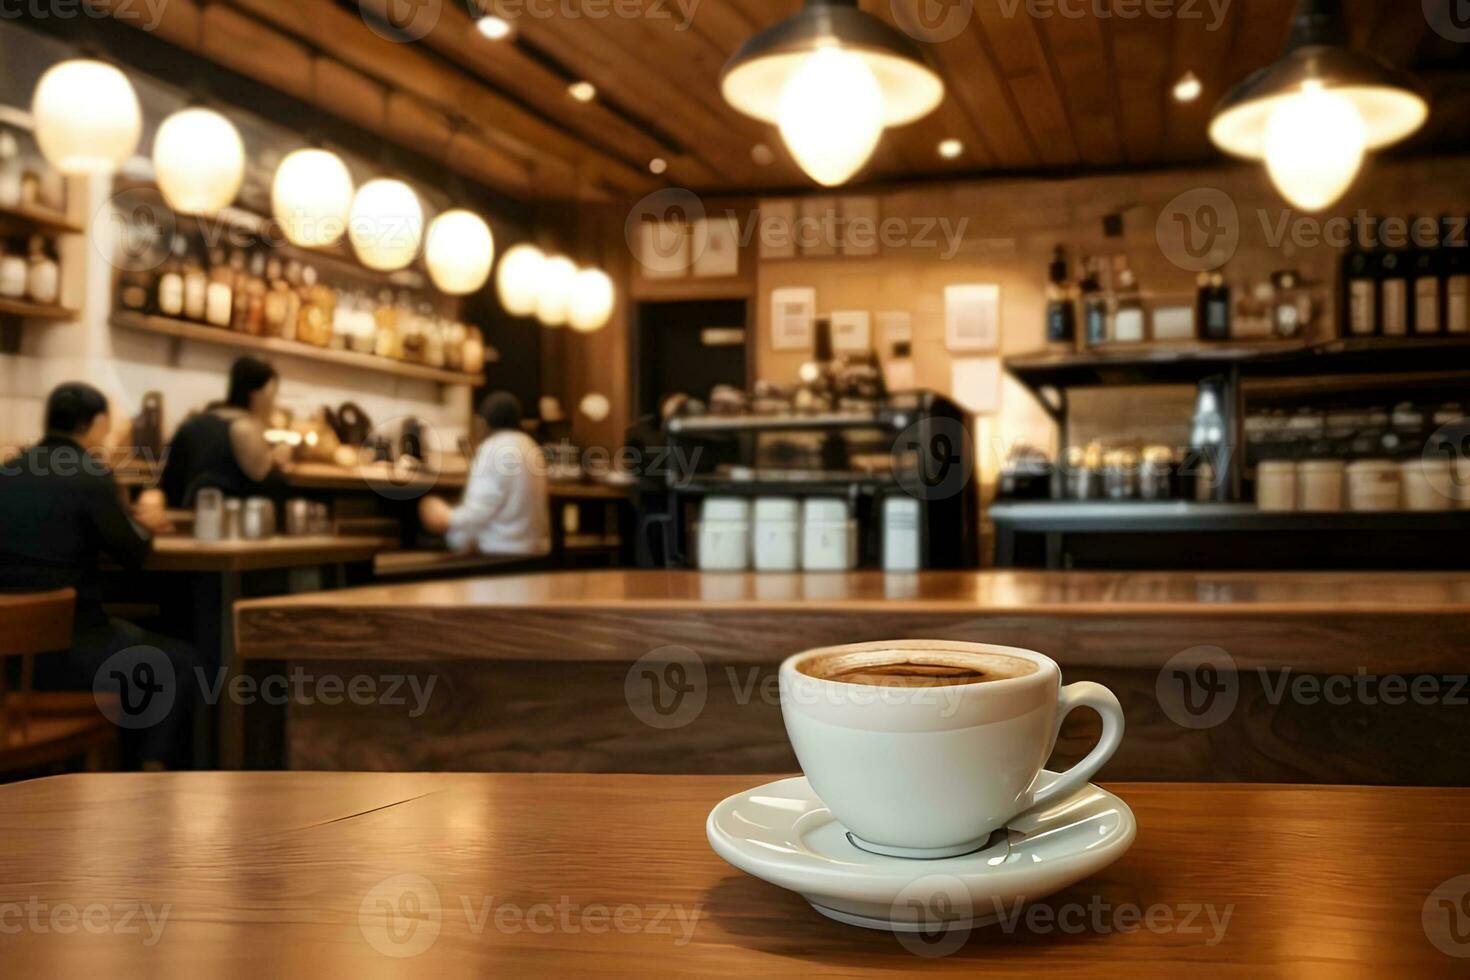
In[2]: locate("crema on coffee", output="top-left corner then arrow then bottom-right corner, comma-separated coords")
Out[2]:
796,649 -> 1038,688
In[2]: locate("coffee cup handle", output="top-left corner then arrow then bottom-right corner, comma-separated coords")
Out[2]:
1031,681 -> 1125,809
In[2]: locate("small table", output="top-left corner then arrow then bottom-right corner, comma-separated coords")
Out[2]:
0,772 -> 1464,974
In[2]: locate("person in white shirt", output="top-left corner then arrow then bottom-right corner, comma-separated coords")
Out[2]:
419,392 -> 551,556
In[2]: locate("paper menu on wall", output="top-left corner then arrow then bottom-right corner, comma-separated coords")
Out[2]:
944,284 -> 1000,351
950,357 -> 1001,414
830,310 -> 872,352
876,311 -> 912,356
770,287 -> 816,350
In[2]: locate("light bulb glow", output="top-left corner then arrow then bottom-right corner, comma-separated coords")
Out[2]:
1173,71 -> 1202,103
153,107 -> 246,215
777,47 -> 883,187
1263,84 -> 1367,212
425,209 -> 494,294
568,268 -> 614,332
535,255 -> 577,326
496,243 -> 545,317
273,148 -> 354,247
348,178 -> 424,271
32,59 -> 141,176
476,15 -> 512,40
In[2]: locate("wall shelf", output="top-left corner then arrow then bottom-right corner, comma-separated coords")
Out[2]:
0,296 -> 77,319
111,312 -> 487,388
0,202 -> 82,236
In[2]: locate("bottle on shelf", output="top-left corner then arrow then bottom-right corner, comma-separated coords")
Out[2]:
1111,255 -> 1145,343
1343,215 -> 1377,338
156,235 -> 185,318
1446,214 -> 1470,335
182,238 -> 208,322
1045,245 -> 1076,345
279,260 -> 303,341
25,236 -> 59,306
205,247 -> 233,328
1081,256 -> 1107,346
1201,272 -> 1231,341
373,288 -> 399,359
229,249 -> 252,333
263,256 -> 289,337
1378,216 -> 1409,337
1411,215 -> 1442,335
0,130 -> 22,210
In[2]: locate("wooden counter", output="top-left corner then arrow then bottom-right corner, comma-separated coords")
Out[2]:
1,771 -> 1466,976
145,534 -> 395,573
231,571 -> 1470,783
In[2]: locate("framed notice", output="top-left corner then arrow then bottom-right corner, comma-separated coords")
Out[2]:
944,283 -> 1000,352
770,287 -> 816,351
950,357 -> 1001,414
876,311 -> 912,355
692,214 -> 740,278
830,310 -> 872,352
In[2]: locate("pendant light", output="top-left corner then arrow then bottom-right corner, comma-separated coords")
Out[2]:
153,106 -> 245,215
495,242 -> 545,317
425,209 -> 494,294
534,254 -> 577,327
32,58 -> 141,176
272,55 -> 353,246
348,177 -> 424,271
720,0 -> 944,187
1208,0 -> 1426,212
568,267 -> 614,332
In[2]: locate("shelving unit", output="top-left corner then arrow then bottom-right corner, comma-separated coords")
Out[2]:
111,311 -> 488,388
0,202 -> 82,236
0,200 -> 82,352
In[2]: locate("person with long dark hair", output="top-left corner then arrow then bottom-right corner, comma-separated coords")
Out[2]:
160,356 -> 282,506
419,392 -> 550,556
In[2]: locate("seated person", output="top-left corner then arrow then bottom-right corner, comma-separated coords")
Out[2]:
161,355 -> 284,507
0,382 -> 196,769
419,392 -> 551,557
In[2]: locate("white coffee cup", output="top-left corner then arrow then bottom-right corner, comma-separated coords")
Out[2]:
780,639 -> 1124,859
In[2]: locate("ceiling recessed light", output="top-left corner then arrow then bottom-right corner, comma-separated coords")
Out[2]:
938,138 -> 963,159
476,15 -> 513,40
568,81 -> 597,103
1173,71 -> 1203,103
649,157 -> 667,175
750,143 -> 774,166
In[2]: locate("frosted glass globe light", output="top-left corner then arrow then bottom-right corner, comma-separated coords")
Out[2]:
348,178 -> 425,271
568,267 -> 614,332
535,254 -> 577,327
153,107 -> 246,215
32,59 -> 142,176
776,47 -> 883,187
495,243 -> 546,317
1263,83 -> 1367,213
425,209 -> 495,294
580,392 -> 611,422
272,148 -> 355,247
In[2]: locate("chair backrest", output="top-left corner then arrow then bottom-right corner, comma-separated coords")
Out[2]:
0,589 -> 76,743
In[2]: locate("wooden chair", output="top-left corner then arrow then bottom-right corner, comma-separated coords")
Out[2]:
0,589 -> 117,776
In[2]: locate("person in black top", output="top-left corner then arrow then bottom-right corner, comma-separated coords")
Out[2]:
0,382 -> 196,769
161,356 -> 285,507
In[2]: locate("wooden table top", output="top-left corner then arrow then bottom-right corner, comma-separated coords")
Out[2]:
143,534 -> 395,573
0,772 -> 1463,976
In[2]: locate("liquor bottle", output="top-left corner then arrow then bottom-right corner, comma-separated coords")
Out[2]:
244,250 -> 268,336
183,239 -> 207,322
263,256 -> 289,337
1343,215 -> 1377,337
1081,257 -> 1107,346
1203,273 -> 1231,341
1446,214 -> 1470,334
1379,217 -> 1409,337
25,235 -> 59,305
1412,216 -> 1442,335
156,235 -> 185,318
1111,255 -> 1145,343
229,249 -> 252,333
279,260 -> 303,341
205,247 -> 233,328
1045,245 -> 1076,344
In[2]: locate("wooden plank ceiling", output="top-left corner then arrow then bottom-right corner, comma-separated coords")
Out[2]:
117,0 -> 1469,200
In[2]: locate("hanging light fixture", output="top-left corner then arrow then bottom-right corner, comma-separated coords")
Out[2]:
495,243 -> 546,317
32,58 -> 142,176
272,148 -> 354,247
153,107 -> 245,215
568,267 -> 614,332
1209,0 -> 1426,212
535,255 -> 577,327
425,209 -> 495,294
720,0 -> 943,187
348,178 -> 424,271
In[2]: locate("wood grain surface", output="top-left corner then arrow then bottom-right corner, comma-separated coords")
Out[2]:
0,772 -> 1466,976
143,535 -> 395,573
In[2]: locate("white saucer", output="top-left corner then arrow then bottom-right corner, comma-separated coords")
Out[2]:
705,771 -> 1135,932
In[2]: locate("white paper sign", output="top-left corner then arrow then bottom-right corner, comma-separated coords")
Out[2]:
950,357 -> 1001,414
638,219 -> 689,279
770,287 -> 816,351
944,283 -> 1000,351
830,310 -> 872,352
693,215 -> 740,278
876,311 -> 913,355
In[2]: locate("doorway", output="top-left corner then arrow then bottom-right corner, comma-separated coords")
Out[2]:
634,299 -> 748,419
